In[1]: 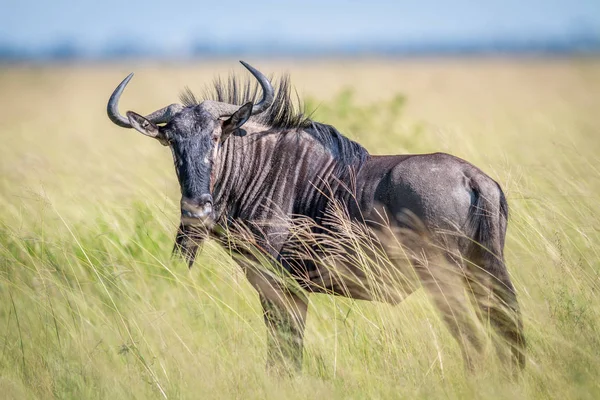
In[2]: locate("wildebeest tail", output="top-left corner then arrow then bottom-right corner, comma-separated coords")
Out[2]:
467,177 -> 525,370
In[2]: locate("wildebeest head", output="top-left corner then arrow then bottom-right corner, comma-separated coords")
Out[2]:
107,61 -> 274,229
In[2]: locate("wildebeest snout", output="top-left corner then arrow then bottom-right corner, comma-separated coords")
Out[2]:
181,194 -> 213,224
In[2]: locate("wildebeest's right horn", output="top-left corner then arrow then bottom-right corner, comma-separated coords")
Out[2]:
239,61 -> 274,115
107,73 -> 183,128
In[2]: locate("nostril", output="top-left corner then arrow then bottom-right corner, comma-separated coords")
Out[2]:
181,209 -> 194,219
181,199 -> 213,222
182,195 -> 213,207
198,194 -> 213,206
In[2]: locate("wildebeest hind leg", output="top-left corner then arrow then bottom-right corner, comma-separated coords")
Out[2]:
415,251 -> 483,371
463,259 -> 526,372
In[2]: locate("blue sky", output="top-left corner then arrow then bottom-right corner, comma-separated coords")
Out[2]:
2,0 -> 599,53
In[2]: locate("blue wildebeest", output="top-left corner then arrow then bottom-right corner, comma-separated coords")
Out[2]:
107,61 -> 525,373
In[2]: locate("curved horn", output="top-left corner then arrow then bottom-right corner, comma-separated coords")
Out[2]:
107,73 -> 183,128
107,73 -> 135,128
239,61 -> 274,115
203,61 -> 275,119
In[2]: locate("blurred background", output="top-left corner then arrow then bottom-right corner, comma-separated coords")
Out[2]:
2,0 -> 599,61
2,2 -> 600,399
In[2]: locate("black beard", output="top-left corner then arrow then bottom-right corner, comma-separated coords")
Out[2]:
172,222 -> 210,268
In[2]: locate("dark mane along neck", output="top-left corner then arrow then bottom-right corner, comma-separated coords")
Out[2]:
181,72 -> 370,169
180,73 -> 309,130
303,121 -> 369,170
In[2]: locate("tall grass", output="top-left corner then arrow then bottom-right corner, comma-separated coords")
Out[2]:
1,59 -> 599,399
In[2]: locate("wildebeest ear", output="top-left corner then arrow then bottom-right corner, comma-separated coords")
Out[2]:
221,102 -> 253,141
126,111 -> 161,139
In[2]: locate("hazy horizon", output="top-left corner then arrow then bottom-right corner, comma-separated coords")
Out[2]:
2,0 -> 599,58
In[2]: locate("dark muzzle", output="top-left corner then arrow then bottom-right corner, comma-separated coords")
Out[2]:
181,194 -> 213,225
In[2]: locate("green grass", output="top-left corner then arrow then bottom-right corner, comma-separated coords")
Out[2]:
1,59 -> 599,399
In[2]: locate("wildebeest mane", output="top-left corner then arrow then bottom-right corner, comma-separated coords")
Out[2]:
180,73 -> 369,167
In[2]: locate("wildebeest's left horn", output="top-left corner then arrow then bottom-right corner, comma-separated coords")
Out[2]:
239,61 -> 274,115
107,73 -> 183,128
203,61 -> 275,119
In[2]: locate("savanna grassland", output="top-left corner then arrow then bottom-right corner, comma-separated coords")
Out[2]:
0,58 -> 599,399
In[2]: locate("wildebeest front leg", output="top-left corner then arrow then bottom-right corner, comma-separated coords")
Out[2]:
238,258 -> 308,374
260,291 -> 308,374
